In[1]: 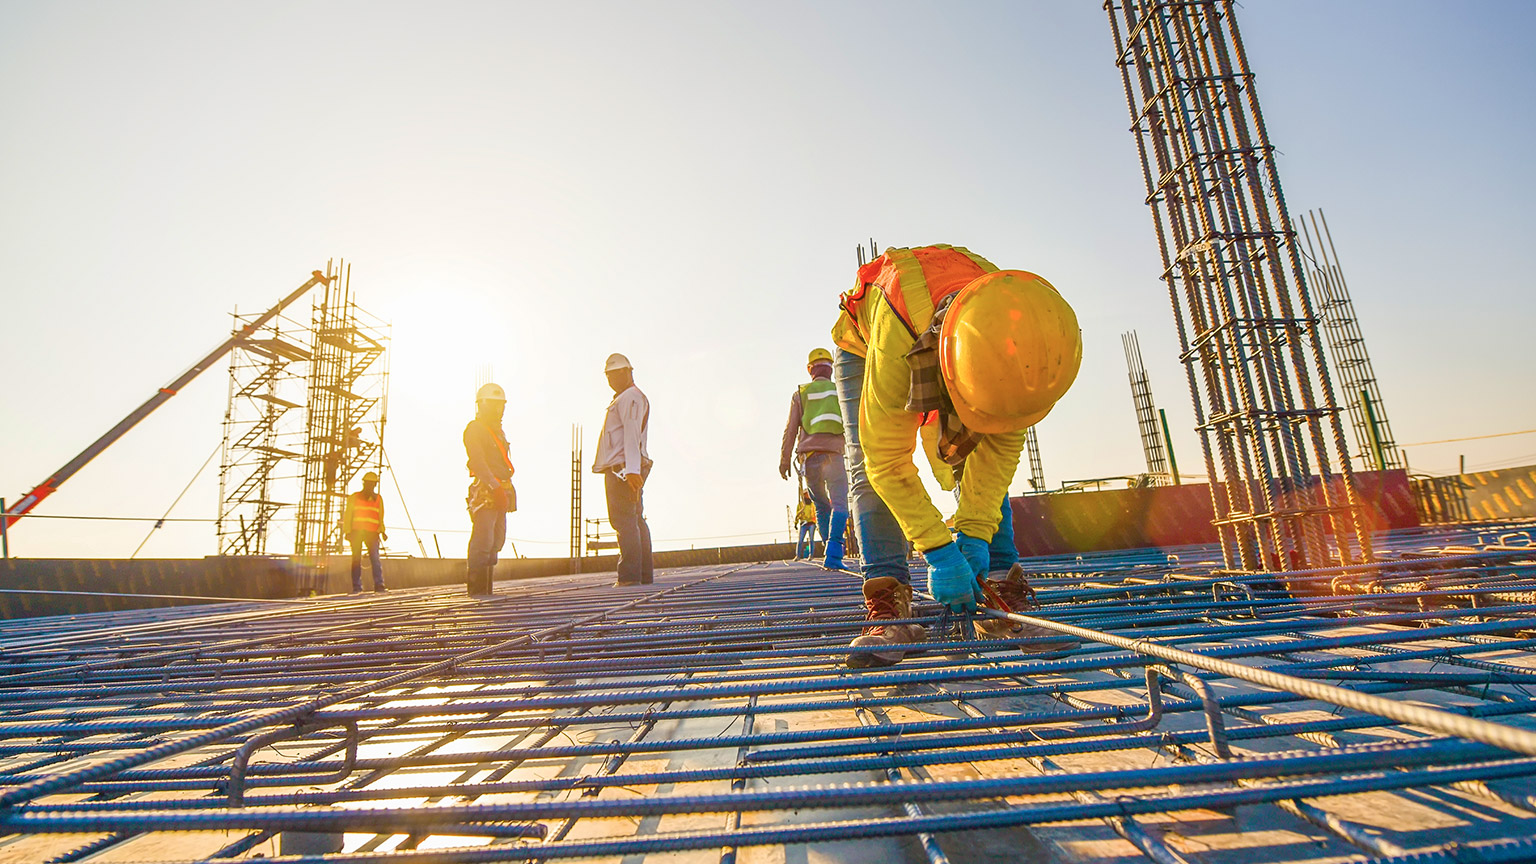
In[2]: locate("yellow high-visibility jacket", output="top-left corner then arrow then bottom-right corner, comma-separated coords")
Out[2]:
831,245 -> 1025,553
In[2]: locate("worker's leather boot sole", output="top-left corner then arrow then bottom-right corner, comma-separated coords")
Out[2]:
846,627 -> 927,669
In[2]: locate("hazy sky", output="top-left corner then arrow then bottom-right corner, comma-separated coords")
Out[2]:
2,1 -> 1532,559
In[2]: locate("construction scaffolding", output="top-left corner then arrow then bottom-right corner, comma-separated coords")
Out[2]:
1025,426 -> 1046,492
215,309 -> 311,556
2,523 -> 1535,862
293,261 -> 389,576
1123,330 -> 1171,484
1108,0 -> 1372,573
1300,208 -> 1404,471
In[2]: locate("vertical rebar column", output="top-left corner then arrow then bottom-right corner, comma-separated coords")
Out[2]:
1106,0 -> 1373,572
570,425 -> 583,574
1025,427 -> 1046,492
1122,331 -> 1170,483
1300,209 -> 1402,472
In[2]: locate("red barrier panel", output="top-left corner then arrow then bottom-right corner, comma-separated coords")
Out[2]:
1011,469 -> 1418,557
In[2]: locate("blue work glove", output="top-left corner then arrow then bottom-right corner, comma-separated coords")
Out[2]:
924,543 -> 977,614
955,532 -> 989,578
955,531 -> 990,607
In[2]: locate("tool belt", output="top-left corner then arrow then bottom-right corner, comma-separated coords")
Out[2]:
467,479 -> 516,515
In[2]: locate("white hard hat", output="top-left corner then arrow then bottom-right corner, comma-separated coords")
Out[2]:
476,382 -> 507,402
604,353 -> 633,372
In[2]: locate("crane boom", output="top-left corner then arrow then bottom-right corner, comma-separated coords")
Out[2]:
2,270 -> 333,531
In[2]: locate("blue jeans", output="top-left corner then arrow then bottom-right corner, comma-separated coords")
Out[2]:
604,471 -> 654,583
468,508 -> 506,569
797,523 -> 815,558
349,533 -> 383,590
801,450 -> 848,541
991,499 -> 1019,572
834,348 -> 911,584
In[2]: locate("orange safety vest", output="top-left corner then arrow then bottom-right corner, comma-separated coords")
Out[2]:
838,245 -> 995,344
348,492 -> 383,534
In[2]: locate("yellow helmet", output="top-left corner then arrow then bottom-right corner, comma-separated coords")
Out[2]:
939,270 -> 1082,434
361,471 -> 380,484
807,347 -> 833,366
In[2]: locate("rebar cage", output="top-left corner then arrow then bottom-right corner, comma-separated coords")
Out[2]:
1107,0 -> 1372,573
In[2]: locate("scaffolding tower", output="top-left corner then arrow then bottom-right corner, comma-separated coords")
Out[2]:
293,261 -> 389,571
215,312 -> 311,555
1299,208 -> 1403,472
1108,0 -> 1372,572
1024,426 -> 1046,492
1122,330 -> 1170,484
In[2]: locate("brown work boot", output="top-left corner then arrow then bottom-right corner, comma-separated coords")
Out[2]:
847,577 -> 927,669
976,564 -> 1078,652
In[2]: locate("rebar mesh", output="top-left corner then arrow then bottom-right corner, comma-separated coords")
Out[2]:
3,525 -> 1535,862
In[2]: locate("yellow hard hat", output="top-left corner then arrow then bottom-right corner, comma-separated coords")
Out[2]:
361,471 -> 380,483
807,347 -> 833,366
939,270 -> 1082,435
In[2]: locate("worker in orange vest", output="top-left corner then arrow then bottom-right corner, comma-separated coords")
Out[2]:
465,382 -> 516,596
831,245 -> 1082,667
342,471 -> 387,593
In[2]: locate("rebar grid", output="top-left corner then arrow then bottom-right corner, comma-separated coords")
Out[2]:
1,526 -> 1535,862
1107,0 -> 1372,573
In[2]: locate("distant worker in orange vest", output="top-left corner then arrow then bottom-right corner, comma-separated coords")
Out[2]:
831,245 -> 1082,667
465,382 -> 515,597
342,471 -> 387,593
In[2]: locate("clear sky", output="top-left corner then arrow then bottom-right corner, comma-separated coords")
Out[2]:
2,1 -> 1532,559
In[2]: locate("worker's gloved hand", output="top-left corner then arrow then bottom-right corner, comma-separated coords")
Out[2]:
924,543 -> 977,614
955,532 -> 990,579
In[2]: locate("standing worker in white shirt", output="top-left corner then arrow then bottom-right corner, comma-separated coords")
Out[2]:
592,353 -> 654,586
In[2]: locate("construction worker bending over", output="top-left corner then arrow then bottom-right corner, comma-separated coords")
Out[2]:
794,490 -> 817,559
342,471 -> 387,593
465,382 -> 515,596
592,353 -> 654,586
831,245 -> 1082,668
778,347 -> 851,570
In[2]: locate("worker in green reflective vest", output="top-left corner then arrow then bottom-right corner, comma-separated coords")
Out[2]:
779,348 -> 850,570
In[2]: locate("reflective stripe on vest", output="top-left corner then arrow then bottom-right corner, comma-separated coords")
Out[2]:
350,492 -> 383,533
798,380 -> 843,435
